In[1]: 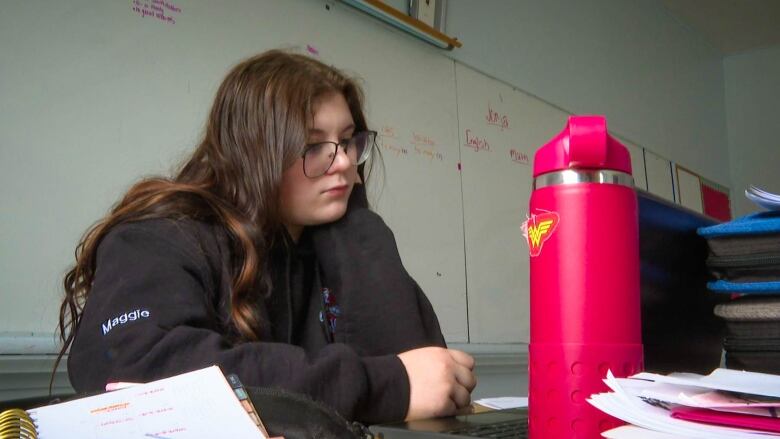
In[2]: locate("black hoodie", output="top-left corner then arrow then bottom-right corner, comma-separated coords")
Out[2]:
67,206 -> 445,424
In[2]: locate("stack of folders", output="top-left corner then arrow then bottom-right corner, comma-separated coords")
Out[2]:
0,366 -> 268,438
589,368 -> 780,438
698,185 -> 780,374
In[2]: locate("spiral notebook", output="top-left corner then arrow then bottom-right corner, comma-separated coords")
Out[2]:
0,366 -> 267,439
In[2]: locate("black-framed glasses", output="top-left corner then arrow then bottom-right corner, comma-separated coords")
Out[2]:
301,130 -> 376,178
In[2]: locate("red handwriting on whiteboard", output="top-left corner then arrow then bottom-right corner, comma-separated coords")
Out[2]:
510,149 -> 530,165
379,126 -> 407,157
381,125 -> 397,138
485,103 -> 510,131
132,0 -> 181,24
414,146 -> 444,161
382,141 -> 408,157
380,127 -> 407,157
464,129 -> 490,152
411,132 -> 436,147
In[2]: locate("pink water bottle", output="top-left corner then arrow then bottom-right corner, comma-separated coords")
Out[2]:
527,116 -> 643,439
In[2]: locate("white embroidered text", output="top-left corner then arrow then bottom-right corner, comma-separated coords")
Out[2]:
102,309 -> 151,335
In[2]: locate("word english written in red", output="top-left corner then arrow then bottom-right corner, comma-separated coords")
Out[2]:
465,129 -> 490,152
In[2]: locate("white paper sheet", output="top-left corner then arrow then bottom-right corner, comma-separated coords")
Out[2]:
28,366 -> 266,439
746,185 -> 780,211
633,368 -> 780,399
473,396 -> 528,410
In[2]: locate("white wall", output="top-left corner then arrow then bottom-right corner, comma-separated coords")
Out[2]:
724,46 -> 780,217
445,0 -> 730,187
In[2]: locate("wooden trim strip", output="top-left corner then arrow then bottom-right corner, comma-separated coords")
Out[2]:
359,0 -> 462,49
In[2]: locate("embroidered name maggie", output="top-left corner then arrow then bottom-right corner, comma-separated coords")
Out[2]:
102,309 -> 150,335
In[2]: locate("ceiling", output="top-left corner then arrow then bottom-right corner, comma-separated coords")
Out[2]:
661,0 -> 780,55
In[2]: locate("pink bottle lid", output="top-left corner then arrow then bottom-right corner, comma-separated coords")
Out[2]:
533,115 -> 632,177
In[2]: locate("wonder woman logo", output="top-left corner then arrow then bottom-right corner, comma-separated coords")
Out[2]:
524,212 -> 560,257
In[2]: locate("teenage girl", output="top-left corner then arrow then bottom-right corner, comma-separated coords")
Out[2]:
58,50 -> 476,424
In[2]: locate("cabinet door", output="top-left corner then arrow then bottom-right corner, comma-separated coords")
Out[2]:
619,138 -> 647,191
675,165 -> 704,214
644,150 -> 675,203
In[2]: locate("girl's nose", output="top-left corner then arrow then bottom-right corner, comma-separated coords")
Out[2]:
327,144 -> 352,174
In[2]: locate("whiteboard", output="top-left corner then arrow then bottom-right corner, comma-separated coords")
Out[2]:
455,63 -> 569,343
0,0 -> 467,342
0,0 -> 690,349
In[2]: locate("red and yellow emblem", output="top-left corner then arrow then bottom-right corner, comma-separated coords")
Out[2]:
524,211 -> 560,257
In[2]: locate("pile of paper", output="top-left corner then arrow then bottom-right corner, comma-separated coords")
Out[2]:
588,368 -> 780,438
746,185 -> 780,211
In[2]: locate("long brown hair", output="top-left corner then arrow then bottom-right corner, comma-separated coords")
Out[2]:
55,50 -> 373,377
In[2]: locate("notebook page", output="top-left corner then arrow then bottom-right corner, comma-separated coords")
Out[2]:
28,366 -> 266,438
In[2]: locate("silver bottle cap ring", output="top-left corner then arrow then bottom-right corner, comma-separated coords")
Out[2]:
533,169 -> 634,190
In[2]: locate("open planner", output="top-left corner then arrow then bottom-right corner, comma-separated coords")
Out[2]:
0,366 -> 267,439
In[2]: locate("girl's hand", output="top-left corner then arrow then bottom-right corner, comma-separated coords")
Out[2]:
398,347 -> 477,420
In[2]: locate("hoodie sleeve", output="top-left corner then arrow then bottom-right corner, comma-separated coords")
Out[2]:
67,219 -> 409,424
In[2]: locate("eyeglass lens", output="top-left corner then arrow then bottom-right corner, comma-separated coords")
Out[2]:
303,131 -> 374,177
